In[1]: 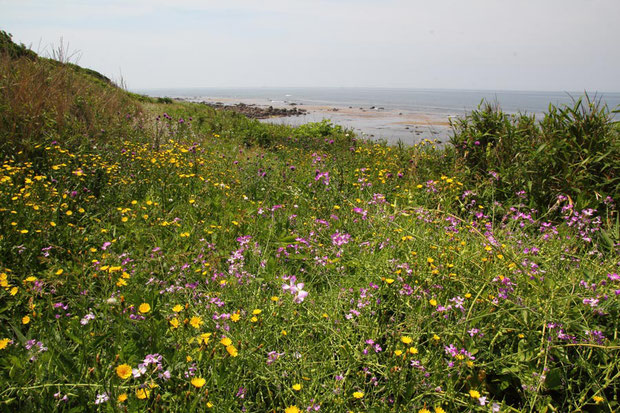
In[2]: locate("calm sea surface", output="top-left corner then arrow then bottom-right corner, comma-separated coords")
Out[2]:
138,87 -> 620,144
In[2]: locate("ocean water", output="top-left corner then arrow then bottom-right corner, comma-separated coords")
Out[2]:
138,87 -> 620,144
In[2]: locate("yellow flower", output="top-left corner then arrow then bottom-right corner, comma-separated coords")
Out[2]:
250,316 -> 258,323
593,395 -> 604,404
469,389 -> 480,399
353,391 -> 364,399
292,383 -> 302,391
220,337 -> 232,346
191,377 -> 206,388
10,287 -> 18,296
116,364 -> 132,380
189,316 -> 203,329
401,336 -> 412,344
117,393 -> 128,402
435,408 -> 446,413
429,299 -> 437,306
285,406 -> 300,413
252,309 -> 262,315
22,315 -> 30,325
231,312 -> 240,322
271,296 -> 279,302
172,304 -> 184,312
169,317 -> 180,329
0,338 -> 10,350
55,269 -> 63,275
419,409 -> 431,413
394,349 -> 403,356
138,303 -> 151,314
409,347 -> 418,354
226,345 -> 238,357
135,388 -> 150,399
199,333 -> 212,345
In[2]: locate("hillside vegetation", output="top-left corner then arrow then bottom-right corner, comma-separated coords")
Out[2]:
1,32 -> 619,412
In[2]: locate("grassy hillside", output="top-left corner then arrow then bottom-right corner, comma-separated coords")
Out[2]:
0,32 -> 619,412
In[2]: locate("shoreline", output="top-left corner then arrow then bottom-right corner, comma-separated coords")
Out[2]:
181,96 -> 454,144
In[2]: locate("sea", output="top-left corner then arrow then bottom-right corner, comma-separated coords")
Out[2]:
137,87 -> 620,145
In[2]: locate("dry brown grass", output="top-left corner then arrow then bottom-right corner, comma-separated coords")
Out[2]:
0,49 -> 141,156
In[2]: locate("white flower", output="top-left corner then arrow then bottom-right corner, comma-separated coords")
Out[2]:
132,364 -> 147,378
80,313 -> 95,325
94,393 -> 109,404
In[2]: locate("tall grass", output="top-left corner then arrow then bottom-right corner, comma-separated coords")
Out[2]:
0,31 -> 141,157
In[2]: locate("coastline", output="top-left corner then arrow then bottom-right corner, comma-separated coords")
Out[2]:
183,96 -> 454,144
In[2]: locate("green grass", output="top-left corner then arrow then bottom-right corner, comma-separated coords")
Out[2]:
0,32 -> 619,412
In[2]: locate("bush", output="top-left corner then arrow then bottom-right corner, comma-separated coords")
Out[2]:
450,97 -> 619,212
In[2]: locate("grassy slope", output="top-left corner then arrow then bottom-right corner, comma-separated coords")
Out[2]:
0,34 -> 619,412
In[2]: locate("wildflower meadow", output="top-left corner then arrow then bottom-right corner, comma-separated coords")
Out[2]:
1,32 -> 619,412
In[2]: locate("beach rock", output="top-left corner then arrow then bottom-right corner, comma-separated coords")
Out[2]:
198,102 -> 307,119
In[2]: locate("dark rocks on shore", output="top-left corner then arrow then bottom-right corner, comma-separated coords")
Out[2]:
198,102 -> 307,119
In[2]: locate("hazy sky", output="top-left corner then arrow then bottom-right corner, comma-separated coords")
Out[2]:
2,0 -> 619,92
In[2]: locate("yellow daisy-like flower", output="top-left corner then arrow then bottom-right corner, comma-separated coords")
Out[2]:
252,309 -> 262,315
435,407 -> 446,413
220,337 -> 232,346
593,395 -> 604,404
117,393 -> 128,402
116,364 -> 132,380
135,388 -> 150,399
353,391 -> 364,399
394,349 -> 403,356
199,333 -> 212,345
10,287 -> 18,296
0,338 -> 10,350
292,383 -> 302,391
226,345 -> 238,357
22,315 -> 30,325
419,409 -> 431,413
189,316 -> 203,329
172,304 -> 184,312
429,299 -> 437,306
138,303 -> 151,314
230,312 -> 240,322
285,406 -> 300,413
169,317 -> 180,329
401,336 -> 412,344
469,389 -> 480,399
191,377 -> 206,388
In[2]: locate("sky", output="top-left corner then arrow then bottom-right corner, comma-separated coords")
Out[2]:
1,0 -> 619,92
